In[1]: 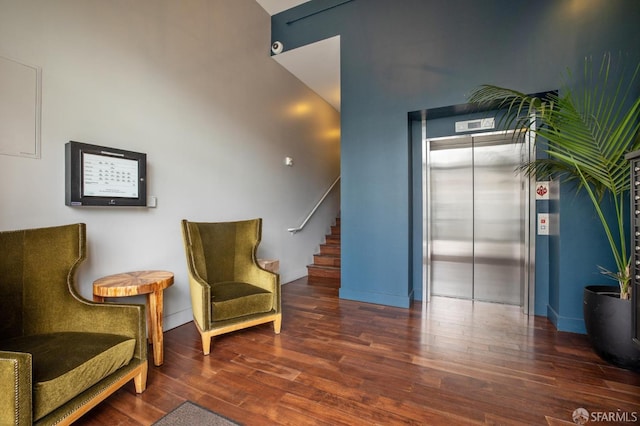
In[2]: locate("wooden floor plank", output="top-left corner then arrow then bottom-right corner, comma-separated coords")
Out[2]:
73,277 -> 640,425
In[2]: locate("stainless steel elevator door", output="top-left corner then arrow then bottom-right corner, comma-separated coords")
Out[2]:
428,132 -> 525,305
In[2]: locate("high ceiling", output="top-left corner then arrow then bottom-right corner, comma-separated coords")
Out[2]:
255,0 -> 310,16
271,36 -> 340,111
255,0 -> 340,111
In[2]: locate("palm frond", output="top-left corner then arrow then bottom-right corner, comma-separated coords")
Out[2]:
468,53 -> 640,298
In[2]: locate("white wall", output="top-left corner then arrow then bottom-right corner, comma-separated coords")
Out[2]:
0,0 -> 340,330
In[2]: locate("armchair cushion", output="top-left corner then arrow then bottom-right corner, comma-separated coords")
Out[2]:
212,281 -> 273,322
2,332 -> 135,421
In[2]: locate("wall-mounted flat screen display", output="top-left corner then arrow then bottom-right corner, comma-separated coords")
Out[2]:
65,141 -> 147,206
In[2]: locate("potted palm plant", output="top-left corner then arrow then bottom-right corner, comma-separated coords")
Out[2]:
468,53 -> 640,370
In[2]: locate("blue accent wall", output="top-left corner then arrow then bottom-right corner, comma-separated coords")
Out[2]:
272,0 -> 640,330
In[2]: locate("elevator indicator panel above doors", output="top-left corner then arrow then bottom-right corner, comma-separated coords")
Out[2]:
455,117 -> 495,133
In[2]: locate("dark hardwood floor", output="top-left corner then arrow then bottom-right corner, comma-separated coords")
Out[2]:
76,277 -> 640,425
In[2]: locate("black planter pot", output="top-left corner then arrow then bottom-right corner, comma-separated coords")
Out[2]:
583,285 -> 640,371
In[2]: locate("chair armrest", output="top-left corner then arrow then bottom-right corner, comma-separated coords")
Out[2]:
242,262 -> 279,293
87,301 -> 147,361
51,300 -> 147,362
240,263 -> 281,313
0,351 -> 32,426
186,273 -> 211,329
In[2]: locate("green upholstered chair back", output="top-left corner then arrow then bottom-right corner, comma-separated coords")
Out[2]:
0,223 -> 86,340
183,219 -> 261,284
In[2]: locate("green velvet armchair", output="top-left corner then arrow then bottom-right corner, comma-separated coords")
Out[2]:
0,223 -> 147,426
181,219 -> 282,355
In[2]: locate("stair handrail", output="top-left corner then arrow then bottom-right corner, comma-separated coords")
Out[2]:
288,175 -> 340,234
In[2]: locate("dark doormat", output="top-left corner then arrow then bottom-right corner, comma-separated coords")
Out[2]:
153,401 -> 241,426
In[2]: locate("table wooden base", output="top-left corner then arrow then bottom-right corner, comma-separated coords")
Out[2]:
257,258 -> 280,274
93,270 -> 174,366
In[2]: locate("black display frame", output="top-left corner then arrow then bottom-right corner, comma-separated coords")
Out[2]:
65,141 -> 147,207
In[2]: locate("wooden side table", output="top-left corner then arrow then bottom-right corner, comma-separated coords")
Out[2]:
93,270 -> 174,366
258,258 -> 280,274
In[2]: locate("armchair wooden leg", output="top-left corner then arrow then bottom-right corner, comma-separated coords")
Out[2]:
201,334 -> 211,356
134,363 -> 148,393
273,313 -> 282,334
194,320 -> 212,355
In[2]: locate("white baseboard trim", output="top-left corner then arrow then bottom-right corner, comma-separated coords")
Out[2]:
163,307 -> 194,331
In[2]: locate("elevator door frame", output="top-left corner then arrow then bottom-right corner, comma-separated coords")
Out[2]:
422,129 -> 536,315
